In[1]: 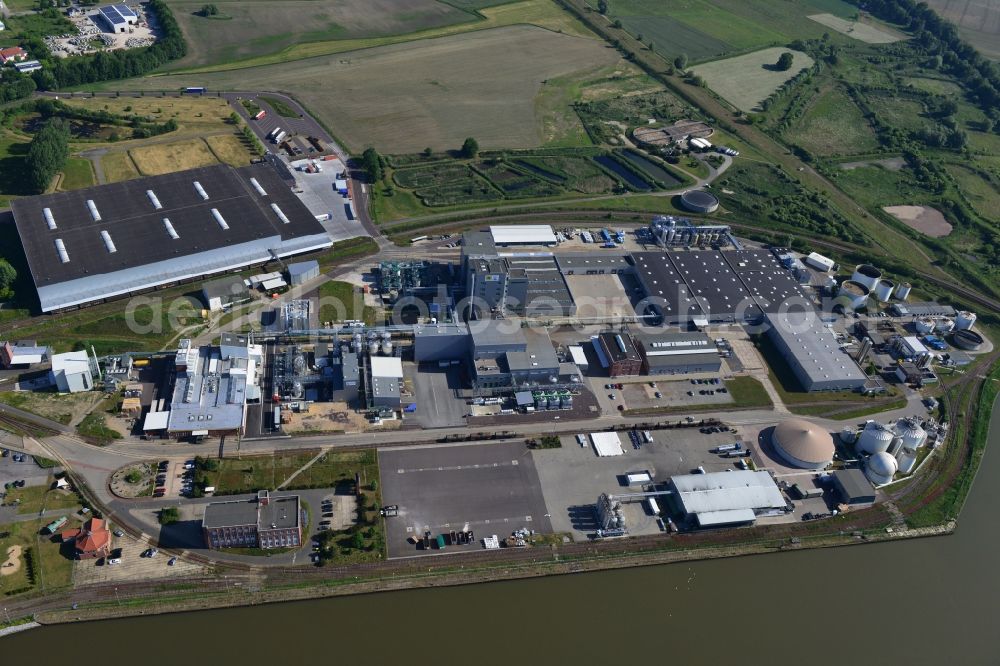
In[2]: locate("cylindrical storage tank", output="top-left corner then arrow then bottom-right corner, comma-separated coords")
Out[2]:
951,329 -> 985,351
896,282 -> 912,301
382,331 -> 392,341
897,451 -> 917,475
381,341 -> 393,356
680,189 -> 720,214
887,437 -> 902,457
368,341 -> 379,356
894,417 -> 927,451
865,451 -> 898,486
770,418 -> 835,469
840,427 -> 858,445
836,280 -> 870,311
561,396 -> 573,409
535,398 -> 547,411
852,264 -> 882,290
934,317 -> 955,333
874,279 -> 894,302
856,421 -> 894,455
915,317 -> 936,335
367,331 -> 379,341
955,311 -> 977,331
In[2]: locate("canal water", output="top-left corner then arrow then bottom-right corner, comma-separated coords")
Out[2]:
7,400 -> 1000,664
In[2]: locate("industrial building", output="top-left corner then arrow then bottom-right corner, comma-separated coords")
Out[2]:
96,4 -> 137,33
464,254 -> 576,318
1,340 -> 49,368
201,275 -> 250,312
633,331 -> 722,375
166,334 -> 262,439
668,470 -> 789,528
202,491 -> 301,550
832,469 -> 876,505
11,163 -> 332,312
368,356 -> 403,411
890,302 -> 957,318
648,216 -> 734,248
765,311 -> 868,392
287,260 -> 320,286
50,350 -> 96,393
469,323 -> 561,390
770,418 -> 835,469
596,332 -> 642,377
488,225 -> 557,246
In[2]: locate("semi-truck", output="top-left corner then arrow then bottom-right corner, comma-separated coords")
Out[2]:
714,442 -> 742,453
254,110 -> 266,121
272,130 -> 287,144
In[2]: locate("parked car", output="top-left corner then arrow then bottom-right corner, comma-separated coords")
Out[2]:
113,529 -> 124,537
107,558 -> 122,565
168,557 -> 177,566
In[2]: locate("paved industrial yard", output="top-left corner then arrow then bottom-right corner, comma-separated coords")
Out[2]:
380,441 -> 551,558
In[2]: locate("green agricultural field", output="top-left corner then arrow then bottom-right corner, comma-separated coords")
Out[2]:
946,164 -> 1000,222
921,0 -> 1000,60
588,0 -> 856,63
784,86 -> 879,157
691,47 -> 815,112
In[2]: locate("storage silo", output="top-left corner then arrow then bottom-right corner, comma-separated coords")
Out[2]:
381,340 -> 393,356
368,341 -> 379,356
840,426 -> 858,445
896,282 -> 912,301
874,279 -> 894,302
897,451 -> 917,475
934,317 -> 955,333
856,421 -> 894,455
865,451 -> 898,486
915,317 -> 936,335
955,311 -> 977,331
851,264 -> 882,291
836,280 -> 870,311
894,417 -> 927,451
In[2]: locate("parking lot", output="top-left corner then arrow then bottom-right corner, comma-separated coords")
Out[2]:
289,158 -> 366,243
532,426 -> 756,541
380,441 -> 552,558
0,452 -> 52,491
587,374 -> 731,414
73,530 -> 206,586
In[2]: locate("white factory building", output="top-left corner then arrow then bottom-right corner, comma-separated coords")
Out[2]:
50,350 -> 97,393
668,470 -> 789,528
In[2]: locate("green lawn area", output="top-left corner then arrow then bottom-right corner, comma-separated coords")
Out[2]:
724,376 -> 773,408
76,413 -> 123,445
4,484 -> 81,515
194,449 -> 380,495
316,237 -> 379,272
0,515 -> 78,596
317,280 -> 374,325
57,157 -> 96,191
259,96 -> 299,119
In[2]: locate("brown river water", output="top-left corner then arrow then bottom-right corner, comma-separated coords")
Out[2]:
6,398 -> 1000,664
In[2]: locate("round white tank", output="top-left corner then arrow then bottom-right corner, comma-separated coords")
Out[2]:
381,340 -> 393,355
857,421 -> 894,454
368,341 -> 379,355
865,451 -> 898,486
915,317 -> 936,335
934,317 -> 955,333
840,427 -> 858,444
874,279 -> 894,302
852,264 -> 882,291
897,451 -> 917,475
894,417 -> 927,451
837,280 -> 870,311
955,311 -> 977,331
896,282 -> 912,301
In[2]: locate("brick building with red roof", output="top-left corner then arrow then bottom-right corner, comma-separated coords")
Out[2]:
61,517 -> 111,559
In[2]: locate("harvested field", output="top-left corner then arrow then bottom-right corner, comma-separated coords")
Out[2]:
204,133 -> 254,167
165,0 -> 475,69
883,205 -> 953,238
129,138 -> 218,175
137,26 -> 621,152
691,47 -> 815,112
808,13 -> 902,43
921,0 -> 1000,60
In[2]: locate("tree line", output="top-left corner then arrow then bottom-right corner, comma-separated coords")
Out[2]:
26,118 -> 70,194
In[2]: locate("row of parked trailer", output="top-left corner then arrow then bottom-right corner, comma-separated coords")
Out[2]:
267,127 -> 288,144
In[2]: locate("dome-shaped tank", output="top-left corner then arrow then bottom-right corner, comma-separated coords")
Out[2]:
840,427 -> 858,444
367,331 -> 379,341
837,280 -> 870,311
896,282 -> 912,301
771,418 -> 835,469
865,451 -> 898,486
852,264 -> 882,290
382,331 -> 392,341
915,317 -> 936,335
874,279 -> 895,302
894,417 -> 927,451
291,381 -> 303,399
856,421 -> 894,455
955,311 -> 977,331
934,317 -> 955,333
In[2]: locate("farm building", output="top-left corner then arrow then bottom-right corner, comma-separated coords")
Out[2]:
96,4 -> 137,33
0,46 -> 27,63
10,163 -> 332,313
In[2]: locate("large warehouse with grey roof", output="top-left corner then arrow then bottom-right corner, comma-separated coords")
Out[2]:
11,163 -> 332,312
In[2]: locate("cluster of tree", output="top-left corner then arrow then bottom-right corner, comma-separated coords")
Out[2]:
857,0 -> 1000,123
903,150 -> 949,194
461,136 -> 478,158
0,259 -> 16,301
774,52 -> 795,71
0,74 -> 37,107
25,118 -> 70,194
158,507 -> 180,525
30,98 -> 178,139
40,0 -> 186,90
198,3 -> 218,16
361,147 -> 383,182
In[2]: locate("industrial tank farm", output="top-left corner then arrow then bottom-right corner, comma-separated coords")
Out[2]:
679,189 -> 720,214
851,264 -> 883,290
836,280 -> 870,311
771,418 -> 835,469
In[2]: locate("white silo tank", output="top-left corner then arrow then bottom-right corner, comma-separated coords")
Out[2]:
915,317 -> 936,335
874,279 -> 894,302
840,427 -> 858,445
865,451 -> 898,486
856,421 -> 894,454
955,311 -> 977,330
381,340 -> 393,356
894,418 -> 927,451
851,264 -> 882,291
897,451 -> 917,475
368,341 -> 379,355
896,282 -> 912,301
934,317 -> 955,333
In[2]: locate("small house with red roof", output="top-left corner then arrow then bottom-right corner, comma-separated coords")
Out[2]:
0,47 -> 27,64
61,517 -> 111,559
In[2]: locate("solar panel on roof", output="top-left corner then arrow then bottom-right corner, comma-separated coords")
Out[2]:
100,6 -> 126,24
113,3 -> 136,17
